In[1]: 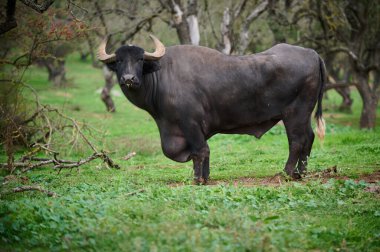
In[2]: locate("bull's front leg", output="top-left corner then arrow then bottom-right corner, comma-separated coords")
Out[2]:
192,144 -> 210,185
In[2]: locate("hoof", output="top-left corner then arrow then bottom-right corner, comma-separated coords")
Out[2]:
193,177 -> 208,185
284,168 -> 303,180
291,172 -> 302,180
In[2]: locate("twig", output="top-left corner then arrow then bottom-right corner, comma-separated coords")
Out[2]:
122,152 -> 136,161
2,82 -> 120,173
54,152 -> 102,169
3,185 -> 58,197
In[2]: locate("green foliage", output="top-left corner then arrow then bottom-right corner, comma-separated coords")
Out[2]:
0,55 -> 379,251
1,179 -> 379,251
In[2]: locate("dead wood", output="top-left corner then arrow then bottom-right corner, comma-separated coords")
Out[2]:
3,185 -> 58,197
122,152 -> 136,161
1,83 -> 120,173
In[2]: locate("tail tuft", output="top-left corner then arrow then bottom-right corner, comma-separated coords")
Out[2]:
316,117 -> 325,141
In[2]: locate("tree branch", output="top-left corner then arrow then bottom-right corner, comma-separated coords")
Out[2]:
0,0 -> 17,35
19,0 -> 55,13
203,0 -> 219,44
3,185 -> 58,197
238,0 -> 269,54
233,0 -> 248,19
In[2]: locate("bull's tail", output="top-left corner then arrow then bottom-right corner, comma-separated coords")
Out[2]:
315,56 -> 326,141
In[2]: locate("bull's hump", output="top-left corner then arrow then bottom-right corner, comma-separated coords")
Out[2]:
167,45 -> 221,56
165,45 -> 223,63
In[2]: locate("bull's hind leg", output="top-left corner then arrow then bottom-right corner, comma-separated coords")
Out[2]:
297,121 -> 314,174
283,115 -> 311,179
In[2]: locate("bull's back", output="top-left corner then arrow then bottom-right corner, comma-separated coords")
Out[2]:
158,44 -> 320,134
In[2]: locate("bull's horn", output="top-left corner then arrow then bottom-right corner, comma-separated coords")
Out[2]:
97,36 -> 116,63
143,35 -> 166,60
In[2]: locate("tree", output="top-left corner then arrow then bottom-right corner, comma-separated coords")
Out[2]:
0,1 -> 87,170
273,0 -> 379,128
159,0 -> 200,45
321,0 -> 380,128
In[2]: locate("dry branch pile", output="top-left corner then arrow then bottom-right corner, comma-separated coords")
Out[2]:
1,83 -> 120,174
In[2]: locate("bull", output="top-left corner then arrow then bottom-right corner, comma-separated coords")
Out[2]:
97,35 -> 326,183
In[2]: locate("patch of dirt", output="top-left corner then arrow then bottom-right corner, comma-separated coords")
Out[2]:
168,168 -> 380,191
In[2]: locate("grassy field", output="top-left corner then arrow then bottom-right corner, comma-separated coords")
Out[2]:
1,55 -> 380,251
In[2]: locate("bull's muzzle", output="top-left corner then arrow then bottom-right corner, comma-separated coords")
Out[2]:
120,74 -> 139,88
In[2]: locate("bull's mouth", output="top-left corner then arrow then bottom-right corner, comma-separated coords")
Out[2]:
121,80 -> 136,88
126,81 -> 133,88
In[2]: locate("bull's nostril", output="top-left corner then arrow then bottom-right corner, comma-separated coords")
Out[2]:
120,74 -> 138,87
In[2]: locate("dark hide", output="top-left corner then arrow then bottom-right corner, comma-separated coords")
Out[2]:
107,43 -> 325,182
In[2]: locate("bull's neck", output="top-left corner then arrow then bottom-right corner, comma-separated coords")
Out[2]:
123,71 -> 160,118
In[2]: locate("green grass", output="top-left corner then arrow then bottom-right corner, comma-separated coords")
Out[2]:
1,54 -> 380,251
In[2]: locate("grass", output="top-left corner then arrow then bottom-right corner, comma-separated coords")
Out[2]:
0,54 -> 380,251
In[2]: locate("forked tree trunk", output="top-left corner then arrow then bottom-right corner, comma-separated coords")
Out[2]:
356,73 -> 378,129
170,0 -> 191,44
44,58 -> 67,87
101,66 -> 115,112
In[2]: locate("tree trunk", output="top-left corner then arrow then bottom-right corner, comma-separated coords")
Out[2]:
336,87 -> 353,112
101,66 -> 115,112
169,0 -> 191,44
186,0 -> 199,45
325,54 -> 353,112
337,68 -> 353,112
356,72 -> 378,129
238,0 -> 269,54
44,58 -> 67,87
220,8 -> 232,55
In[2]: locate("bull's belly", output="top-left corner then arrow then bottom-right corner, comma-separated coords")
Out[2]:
214,119 -> 280,139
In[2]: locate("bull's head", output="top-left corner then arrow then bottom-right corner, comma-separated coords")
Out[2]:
97,35 -> 165,89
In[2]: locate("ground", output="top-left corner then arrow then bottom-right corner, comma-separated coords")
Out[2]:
0,54 -> 379,251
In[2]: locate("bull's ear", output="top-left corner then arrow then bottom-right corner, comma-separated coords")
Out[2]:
106,62 -> 117,72
143,61 -> 160,74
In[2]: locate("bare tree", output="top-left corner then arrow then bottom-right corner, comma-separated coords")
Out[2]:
0,2 -> 119,174
160,0 -> 200,45
316,0 -> 380,128
275,0 -> 379,128
216,0 -> 269,55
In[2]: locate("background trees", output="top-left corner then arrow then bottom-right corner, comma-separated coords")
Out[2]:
288,0 -> 380,129
1,0 -> 379,130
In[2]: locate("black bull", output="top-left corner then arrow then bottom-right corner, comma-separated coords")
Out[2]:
98,36 -> 326,183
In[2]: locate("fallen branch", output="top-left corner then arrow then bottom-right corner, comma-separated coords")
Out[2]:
1,82 -> 120,173
122,152 -> 136,161
3,185 -> 58,197
54,151 -> 121,171
1,150 -> 120,173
